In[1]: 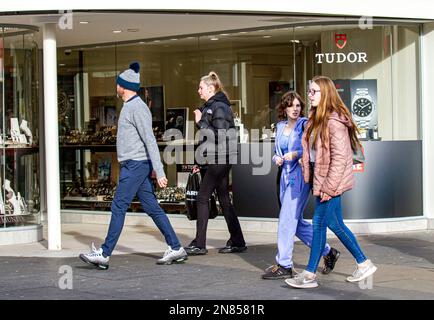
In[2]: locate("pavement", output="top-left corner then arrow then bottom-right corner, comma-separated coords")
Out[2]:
0,223 -> 433,300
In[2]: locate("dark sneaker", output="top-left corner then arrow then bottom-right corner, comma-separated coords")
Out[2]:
262,264 -> 293,280
185,246 -> 208,256
218,246 -> 247,254
321,247 -> 340,274
79,243 -> 109,270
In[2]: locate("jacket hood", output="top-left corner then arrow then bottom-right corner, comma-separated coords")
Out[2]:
329,112 -> 353,128
206,91 -> 230,106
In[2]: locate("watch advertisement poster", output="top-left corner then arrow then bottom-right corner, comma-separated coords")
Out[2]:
349,79 -> 378,131
333,79 -> 351,107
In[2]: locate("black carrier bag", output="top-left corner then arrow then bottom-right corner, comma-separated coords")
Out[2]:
185,171 -> 219,221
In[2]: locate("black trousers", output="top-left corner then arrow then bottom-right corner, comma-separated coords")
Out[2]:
190,164 -> 246,249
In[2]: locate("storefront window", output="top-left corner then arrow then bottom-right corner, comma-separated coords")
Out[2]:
1,25 -> 40,228
296,24 -> 421,141
57,17 -> 422,217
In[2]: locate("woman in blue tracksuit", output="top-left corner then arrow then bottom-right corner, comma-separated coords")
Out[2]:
262,91 -> 340,279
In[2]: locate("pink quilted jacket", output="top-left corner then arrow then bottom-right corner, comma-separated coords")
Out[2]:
301,112 -> 354,197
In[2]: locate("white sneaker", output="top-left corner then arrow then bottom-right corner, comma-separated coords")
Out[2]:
79,243 -> 110,270
346,259 -> 377,282
157,246 -> 188,265
285,271 -> 318,289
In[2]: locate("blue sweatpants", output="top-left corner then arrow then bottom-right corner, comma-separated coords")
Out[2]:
276,181 -> 330,268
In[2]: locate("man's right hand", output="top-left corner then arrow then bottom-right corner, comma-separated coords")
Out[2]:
157,177 -> 168,188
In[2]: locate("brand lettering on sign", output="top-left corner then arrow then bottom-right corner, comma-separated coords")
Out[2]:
186,190 -> 198,196
315,33 -> 368,64
315,52 -> 368,64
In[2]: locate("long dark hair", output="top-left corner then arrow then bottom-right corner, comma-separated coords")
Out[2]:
276,91 -> 305,121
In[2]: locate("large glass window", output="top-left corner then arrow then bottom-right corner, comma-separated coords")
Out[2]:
1,26 -> 40,228
294,24 -> 421,141
57,17 -> 422,216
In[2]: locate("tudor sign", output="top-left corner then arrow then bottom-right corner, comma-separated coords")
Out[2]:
315,33 -> 368,64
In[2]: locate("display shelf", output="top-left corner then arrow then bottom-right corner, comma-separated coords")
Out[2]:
0,25 -> 41,230
61,196 -> 187,214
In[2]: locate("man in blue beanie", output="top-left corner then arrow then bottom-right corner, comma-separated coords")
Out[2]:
79,62 -> 187,269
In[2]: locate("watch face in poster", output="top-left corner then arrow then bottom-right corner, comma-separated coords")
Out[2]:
269,81 -> 290,125
349,80 -> 378,130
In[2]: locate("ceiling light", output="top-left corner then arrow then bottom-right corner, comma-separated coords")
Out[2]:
170,38 -> 178,41
127,28 -> 139,32
220,33 -> 229,36
59,63 -> 66,67
139,41 -> 145,44
153,40 -> 160,43
210,37 -> 219,41
113,30 -> 122,33
263,35 -> 272,38
290,40 -> 300,43
79,21 -> 89,24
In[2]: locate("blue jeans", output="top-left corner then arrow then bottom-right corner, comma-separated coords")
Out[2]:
102,160 -> 181,256
306,195 -> 367,273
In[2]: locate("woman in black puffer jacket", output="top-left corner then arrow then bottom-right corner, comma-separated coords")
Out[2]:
185,71 -> 246,256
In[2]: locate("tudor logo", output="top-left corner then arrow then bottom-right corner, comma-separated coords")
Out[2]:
335,33 -> 347,49
315,33 -> 368,64
315,52 -> 368,64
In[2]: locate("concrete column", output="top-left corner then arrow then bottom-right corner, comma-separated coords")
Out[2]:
43,24 -> 61,250
422,22 -> 434,228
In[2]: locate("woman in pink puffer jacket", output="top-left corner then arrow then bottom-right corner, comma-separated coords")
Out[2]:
285,75 -> 377,289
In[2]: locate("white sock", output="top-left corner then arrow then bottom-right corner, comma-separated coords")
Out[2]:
358,259 -> 371,268
304,270 -> 316,279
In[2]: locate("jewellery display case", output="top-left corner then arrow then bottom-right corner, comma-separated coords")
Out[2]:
59,143 -> 189,214
0,25 -> 41,234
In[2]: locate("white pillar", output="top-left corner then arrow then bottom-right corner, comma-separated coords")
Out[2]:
422,22 -> 434,228
43,24 -> 61,250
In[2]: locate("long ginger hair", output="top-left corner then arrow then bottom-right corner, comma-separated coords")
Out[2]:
306,75 -> 361,151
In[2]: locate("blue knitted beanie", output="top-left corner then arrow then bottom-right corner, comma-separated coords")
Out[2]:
116,62 -> 140,92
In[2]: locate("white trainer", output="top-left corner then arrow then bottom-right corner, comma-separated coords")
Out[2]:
285,271 -> 318,289
346,259 -> 377,282
157,246 -> 188,265
79,243 -> 110,270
